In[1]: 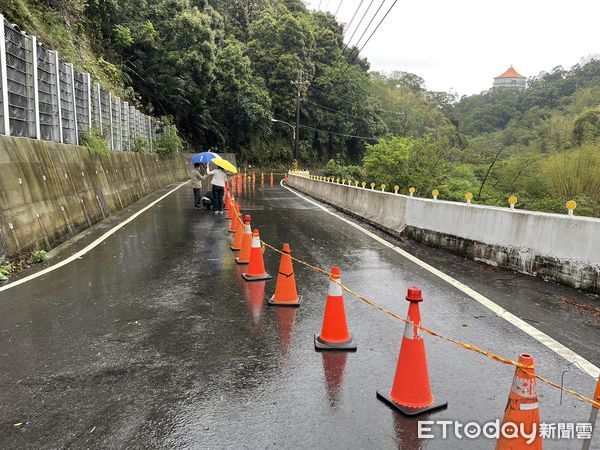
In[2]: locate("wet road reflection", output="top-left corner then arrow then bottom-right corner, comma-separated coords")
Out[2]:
274,307 -> 297,355
321,352 -> 348,407
0,177 -> 597,449
243,279 -> 266,325
393,413 -> 428,450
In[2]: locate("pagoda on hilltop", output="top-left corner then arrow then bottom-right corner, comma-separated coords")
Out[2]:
493,66 -> 527,90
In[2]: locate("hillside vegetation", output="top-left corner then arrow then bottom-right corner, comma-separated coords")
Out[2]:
1,0 -> 600,215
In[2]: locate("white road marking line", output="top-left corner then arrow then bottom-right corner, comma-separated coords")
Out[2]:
282,180 -> 600,379
0,181 -> 190,294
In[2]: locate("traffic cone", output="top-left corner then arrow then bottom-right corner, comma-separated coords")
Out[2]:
268,243 -> 301,307
235,215 -> 252,265
261,172 -> 265,184
242,229 -> 272,281
314,266 -> 356,351
227,198 -> 236,221
270,172 -> 274,186
376,287 -> 447,416
227,202 -> 238,232
231,214 -> 248,251
224,187 -> 230,211
495,354 -> 542,449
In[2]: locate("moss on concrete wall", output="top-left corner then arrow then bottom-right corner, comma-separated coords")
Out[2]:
0,136 -> 188,259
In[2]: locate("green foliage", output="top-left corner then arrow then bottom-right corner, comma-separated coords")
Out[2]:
32,250 -> 48,263
0,264 -> 13,281
81,128 -> 111,158
132,137 -> 149,153
7,0 -> 600,218
113,24 -> 134,47
363,135 -> 454,193
323,159 -> 363,181
0,0 -> 128,94
438,165 -> 479,201
156,126 -> 183,156
573,109 -> 600,144
544,143 -> 600,200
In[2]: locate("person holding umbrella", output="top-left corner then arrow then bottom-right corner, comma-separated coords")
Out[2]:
190,152 -> 218,209
191,162 -> 206,209
207,157 -> 237,215
207,162 -> 227,215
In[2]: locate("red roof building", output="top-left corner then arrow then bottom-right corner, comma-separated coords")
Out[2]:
493,66 -> 527,89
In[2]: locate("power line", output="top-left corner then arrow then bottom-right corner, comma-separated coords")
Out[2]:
299,123 -> 380,141
344,0 -> 365,33
334,0 -> 344,17
342,0 -> 376,55
371,104 -> 406,115
328,0 -> 386,87
305,99 -> 370,121
346,0 -> 387,60
307,0 -> 372,97
307,98 -> 404,120
332,0 -> 400,87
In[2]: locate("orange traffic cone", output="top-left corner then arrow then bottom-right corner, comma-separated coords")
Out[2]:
231,214 -> 247,251
270,172 -> 274,186
268,243 -> 301,307
377,287 -> 447,416
496,353 -> 542,449
224,188 -> 230,211
242,229 -> 272,281
235,216 -> 252,265
227,198 -> 236,221
261,172 -> 265,184
314,266 -> 356,351
227,202 -> 238,232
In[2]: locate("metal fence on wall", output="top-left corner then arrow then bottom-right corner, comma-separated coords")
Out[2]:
0,15 -> 159,151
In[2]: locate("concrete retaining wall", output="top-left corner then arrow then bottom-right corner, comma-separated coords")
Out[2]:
0,136 -> 189,260
287,174 -> 600,293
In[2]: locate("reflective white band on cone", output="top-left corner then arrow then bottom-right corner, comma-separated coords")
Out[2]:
328,278 -> 343,297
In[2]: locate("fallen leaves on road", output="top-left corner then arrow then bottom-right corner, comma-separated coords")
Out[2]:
559,297 -> 600,316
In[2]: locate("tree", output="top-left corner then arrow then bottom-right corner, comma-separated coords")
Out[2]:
206,39 -> 272,151
573,109 -> 600,144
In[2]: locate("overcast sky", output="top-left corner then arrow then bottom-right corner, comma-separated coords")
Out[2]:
303,0 -> 600,96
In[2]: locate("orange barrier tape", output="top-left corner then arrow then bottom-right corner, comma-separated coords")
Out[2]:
260,240 -> 600,409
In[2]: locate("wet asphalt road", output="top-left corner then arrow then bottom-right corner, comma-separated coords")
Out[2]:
0,178 -> 599,449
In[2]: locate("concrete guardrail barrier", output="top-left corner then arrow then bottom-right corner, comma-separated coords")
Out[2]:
287,174 -> 600,294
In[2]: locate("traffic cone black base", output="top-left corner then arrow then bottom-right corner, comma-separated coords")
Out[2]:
235,257 -> 249,265
242,272 -> 272,281
267,295 -> 302,307
314,334 -> 357,352
376,389 -> 447,416
230,244 -> 241,251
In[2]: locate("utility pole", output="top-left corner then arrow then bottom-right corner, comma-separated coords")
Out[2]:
291,71 -> 310,161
